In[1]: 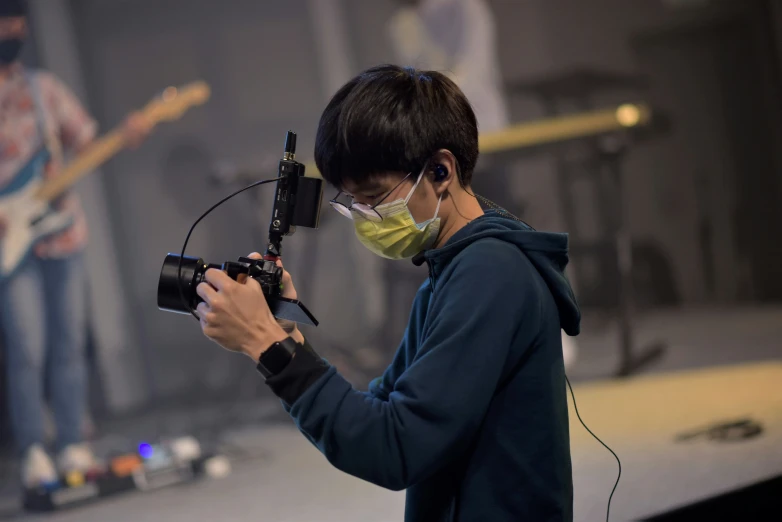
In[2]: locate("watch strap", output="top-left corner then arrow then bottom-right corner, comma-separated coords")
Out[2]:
256,336 -> 298,378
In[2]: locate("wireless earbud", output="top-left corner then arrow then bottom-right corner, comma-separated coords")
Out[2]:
433,164 -> 448,182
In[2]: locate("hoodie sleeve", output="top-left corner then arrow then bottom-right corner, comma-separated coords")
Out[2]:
366,356 -> 399,402
273,241 -> 538,491
365,296 -> 424,402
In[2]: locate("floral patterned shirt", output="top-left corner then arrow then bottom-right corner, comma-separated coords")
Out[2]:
0,64 -> 97,258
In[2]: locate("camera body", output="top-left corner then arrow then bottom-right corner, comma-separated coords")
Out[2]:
157,254 -> 318,326
157,131 -> 322,326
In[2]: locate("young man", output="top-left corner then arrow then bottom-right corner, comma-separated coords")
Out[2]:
0,0 -> 149,487
196,65 -> 580,521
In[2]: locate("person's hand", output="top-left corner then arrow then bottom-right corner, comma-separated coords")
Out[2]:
195,266 -> 289,361
121,111 -> 152,149
245,252 -> 304,344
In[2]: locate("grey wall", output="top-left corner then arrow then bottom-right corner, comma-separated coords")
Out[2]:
501,0 -> 781,304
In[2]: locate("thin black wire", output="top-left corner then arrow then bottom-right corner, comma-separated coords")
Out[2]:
177,176 -> 281,320
463,186 -> 622,520
462,185 -> 622,519
565,375 -> 622,522
449,157 -> 533,227
466,190 -> 535,230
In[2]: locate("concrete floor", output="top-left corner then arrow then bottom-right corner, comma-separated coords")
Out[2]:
0,305 -> 780,521
3,426 -> 407,522
568,305 -> 782,381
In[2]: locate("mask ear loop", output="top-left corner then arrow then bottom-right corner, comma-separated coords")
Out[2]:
404,168 -> 427,205
408,162 -> 443,221
432,193 -> 443,219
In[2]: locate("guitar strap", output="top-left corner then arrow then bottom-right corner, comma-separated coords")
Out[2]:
25,69 -> 62,173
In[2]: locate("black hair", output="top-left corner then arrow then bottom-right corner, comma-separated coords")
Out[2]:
0,0 -> 27,18
314,64 -> 479,189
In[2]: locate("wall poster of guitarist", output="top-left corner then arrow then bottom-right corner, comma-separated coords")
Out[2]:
0,0 -> 150,488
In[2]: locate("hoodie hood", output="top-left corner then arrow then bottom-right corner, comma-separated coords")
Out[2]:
424,211 -> 581,335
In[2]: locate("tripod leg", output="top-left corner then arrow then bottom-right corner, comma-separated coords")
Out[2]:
615,221 -> 635,376
602,143 -> 667,377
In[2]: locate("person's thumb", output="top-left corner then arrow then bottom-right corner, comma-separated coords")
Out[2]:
274,259 -> 297,299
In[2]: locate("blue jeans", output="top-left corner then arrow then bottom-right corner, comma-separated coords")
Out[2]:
0,253 -> 88,455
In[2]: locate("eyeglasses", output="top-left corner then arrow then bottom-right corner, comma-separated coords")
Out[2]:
329,172 -> 413,222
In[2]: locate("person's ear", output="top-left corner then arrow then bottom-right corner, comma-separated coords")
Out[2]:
428,150 -> 458,197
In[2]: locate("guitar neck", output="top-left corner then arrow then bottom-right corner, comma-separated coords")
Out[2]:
32,81 -> 211,202
35,128 -> 127,203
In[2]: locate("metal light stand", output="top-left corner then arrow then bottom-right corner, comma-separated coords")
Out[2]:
599,134 -> 667,377
508,69 -> 668,378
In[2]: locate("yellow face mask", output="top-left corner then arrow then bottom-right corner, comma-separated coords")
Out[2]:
353,170 -> 442,260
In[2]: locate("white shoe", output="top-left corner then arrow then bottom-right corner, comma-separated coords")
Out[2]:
21,444 -> 58,488
57,443 -> 102,475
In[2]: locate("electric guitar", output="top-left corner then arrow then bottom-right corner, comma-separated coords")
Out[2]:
0,81 -> 211,283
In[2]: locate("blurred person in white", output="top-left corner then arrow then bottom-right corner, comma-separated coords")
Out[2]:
0,0 -> 149,488
388,0 -> 578,368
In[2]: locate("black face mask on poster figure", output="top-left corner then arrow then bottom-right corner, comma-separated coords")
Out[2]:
0,38 -> 23,65
156,131 -> 323,327
0,0 -> 27,64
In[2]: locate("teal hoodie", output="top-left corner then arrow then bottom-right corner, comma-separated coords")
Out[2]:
286,211 -> 579,521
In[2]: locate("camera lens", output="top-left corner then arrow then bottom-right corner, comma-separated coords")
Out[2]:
157,254 -> 206,314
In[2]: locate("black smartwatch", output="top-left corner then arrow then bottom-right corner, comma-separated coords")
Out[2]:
256,337 -> 298,378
